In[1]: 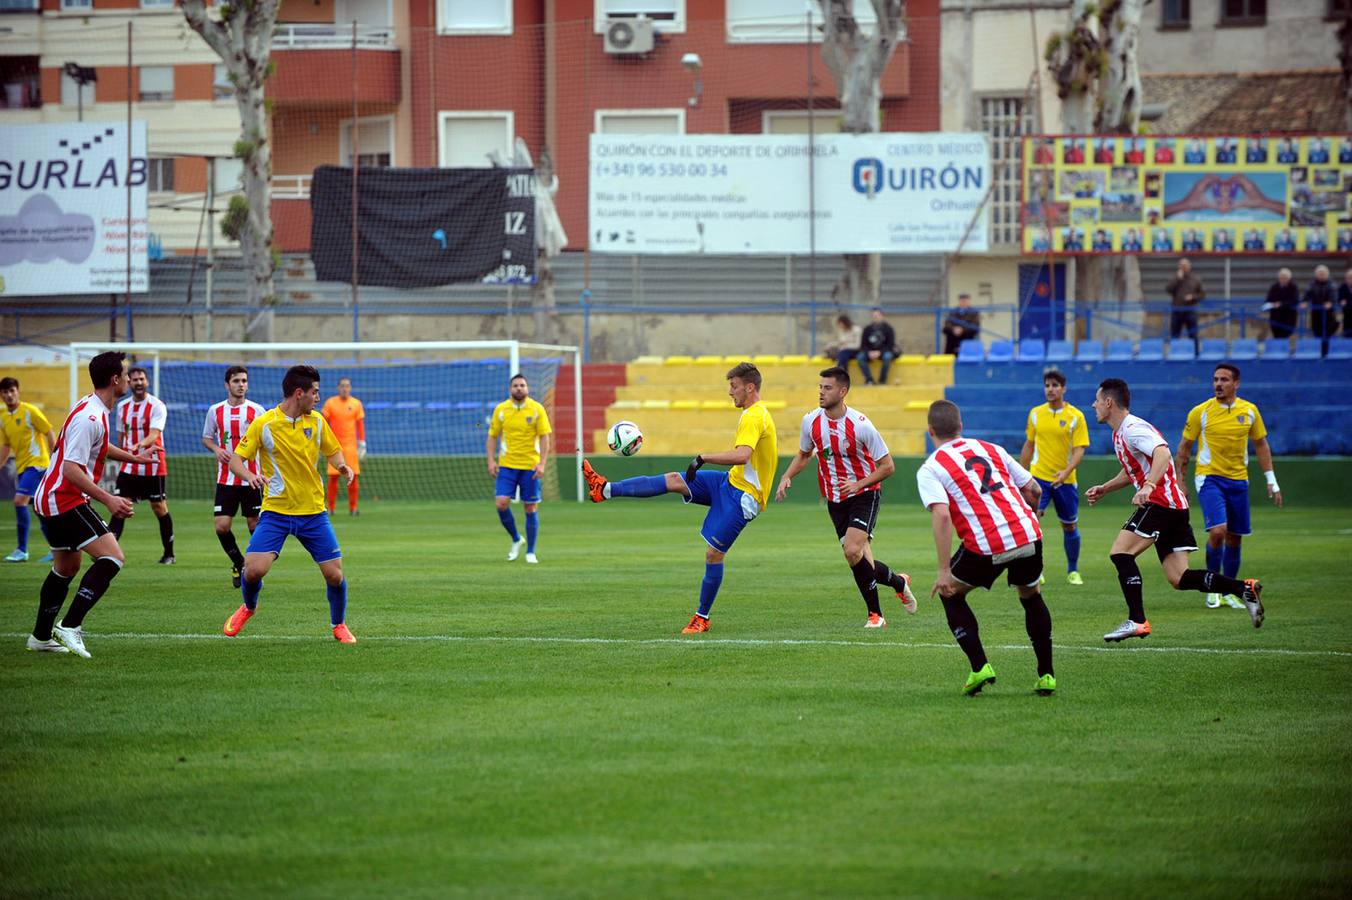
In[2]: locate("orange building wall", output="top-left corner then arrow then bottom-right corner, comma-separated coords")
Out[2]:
278,0 -> 338,25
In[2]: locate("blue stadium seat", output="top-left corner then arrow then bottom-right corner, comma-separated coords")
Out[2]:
424,401 -> 453,411
1106,340 -> 1134,361
987,340 -> 1015,363
1230,338 -> 1259,360
364,401 -> 393,410
1327,338 -> 1352,360
1076,340 -> 1104,362
394,401 -> 422,410
1046,340 -> 1074,362
1293,338 -> 1323,360
1017,339 -> 1046,362
1197,339 -> 1227,361
1137,339 -> 1165,362
1167,340 -> 1196,361
957,341 -> 984,363
1262,339 -> 1291,360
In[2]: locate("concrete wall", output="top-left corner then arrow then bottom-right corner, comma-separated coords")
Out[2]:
1137,0 -> 1338,75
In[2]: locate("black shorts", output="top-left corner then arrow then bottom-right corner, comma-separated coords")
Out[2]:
115,473 -> 166,502
1122,503 -> 1199,562
950,540 -> 1044,590
214,484 -> 262,519
827,491 -> 881,540
39,503 -> 110,552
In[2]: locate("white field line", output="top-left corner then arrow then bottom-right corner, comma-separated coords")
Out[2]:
5,632 -> 1350,658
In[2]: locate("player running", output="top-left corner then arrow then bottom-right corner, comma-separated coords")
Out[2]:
1019,369 -> 1089,585
322,377 -> 366,516
27,352 -> 156,657
1085,378 -> 1264,642
917,400 -> 1054,696
583,362 -> 777,634
108,366 -> 175,565
202,365 -> 266,588
1176,363 -> 1281,611
774,366 -> 917,627
487,373 -> 552,564
223,366 -> 356,643
1,376 -> 54,563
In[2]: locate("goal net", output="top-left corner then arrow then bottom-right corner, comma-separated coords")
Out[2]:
67,341 -> 583,504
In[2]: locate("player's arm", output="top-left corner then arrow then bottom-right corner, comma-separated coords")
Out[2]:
1019,438 -> 1035,470
135,427 -> 162,451
1253,436 -> 1281,507
327,449 -> 352,483
1174,437 -> 1194,478
318,417 -> 350,482
0,432 -> 9,469
1085,468 -> 1132,503
775,449 -> 813,501
202,413 -> 232,464
62,460 -> 134,519
533,433 -> 551,478
106,444 -> 156,465
227,453 -> 265,490
485,432 -> 499,477
926,503 -> 961,600
1053,446 -> 1085,488
840,454 -> 895,498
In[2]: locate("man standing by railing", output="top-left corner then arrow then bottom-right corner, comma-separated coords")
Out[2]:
1166,258 -> 1205,349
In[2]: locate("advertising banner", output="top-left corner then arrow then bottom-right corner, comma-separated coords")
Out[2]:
1021,134 -> 1352,255
0,122 -> 149,296
589,133 -> 989,254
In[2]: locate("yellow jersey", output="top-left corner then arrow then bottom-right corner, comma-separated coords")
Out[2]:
0,402 -> 53,473
489,398 -> 552,470
234,406 -> 341,516
1025,402 -> 1090,484
727,400 -> 778,510
1182,397 -> 1267,480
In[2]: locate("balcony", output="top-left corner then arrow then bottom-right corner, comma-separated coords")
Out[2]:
273,22 -> 396,50
269,24 -> 401,106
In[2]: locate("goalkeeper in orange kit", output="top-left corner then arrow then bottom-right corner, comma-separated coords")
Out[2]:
322,377 -> 366,515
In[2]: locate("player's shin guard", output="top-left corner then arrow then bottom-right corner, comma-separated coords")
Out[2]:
525,511 -> 539,553
15,504 -> 31,552
696,562 -> 723,618
1110,553 -> 1147,623
1177,569 -> 1246,596
327,580 -> 347,626
1205,542 -> 1222,574
217,530 -> 245,569
497,508 -> 520,541
60,557 -> 123,629
1221,543 -> 1241,579
33,569 -> 74,641
1064,529 -> 1081,572
849,558 -> 882,616
108,515 -> 125,539
1020,593 -> 1054,677
940,594 -> 988,671
157,512 -> 174,556
241,576 -> 263,610
608,475 -> 668,498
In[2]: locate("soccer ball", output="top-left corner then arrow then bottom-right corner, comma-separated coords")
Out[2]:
607,420 -> 643,457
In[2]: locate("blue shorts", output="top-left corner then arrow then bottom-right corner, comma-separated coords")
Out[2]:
681,469 -> 760,553
246,510 -> 342,563
1034,477 -> 1080,525
1196,475 -> 1251,535
494,466 -> 542,504
15,466 -> 46,497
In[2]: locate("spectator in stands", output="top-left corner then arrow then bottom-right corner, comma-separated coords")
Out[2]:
1304,265 -> 1338,354
943,293 -> 982,356
824,314 -> 862,371
1265,268 -> 1300,339
1166,258 -> 1205,348
857,307 -> 898,385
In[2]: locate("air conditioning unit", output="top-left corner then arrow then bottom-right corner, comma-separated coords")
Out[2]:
603,17 -> 654,55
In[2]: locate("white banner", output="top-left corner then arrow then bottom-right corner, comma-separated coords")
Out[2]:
589,133 -> 989,254
0,122 -> 149,297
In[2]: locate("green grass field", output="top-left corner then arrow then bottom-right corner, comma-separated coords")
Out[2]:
2,496 -> 1349,898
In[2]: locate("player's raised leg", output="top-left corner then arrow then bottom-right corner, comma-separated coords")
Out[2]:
583,460 -> 689,503
1160,550 -> 1263,628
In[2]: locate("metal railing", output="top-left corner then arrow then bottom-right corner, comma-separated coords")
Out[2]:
272,22 -> 396,49
270,174 -> 312,199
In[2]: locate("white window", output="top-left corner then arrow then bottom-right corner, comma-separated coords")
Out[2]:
439,0 -> 511,34
727,0 -> 886,43
341,115 -> 395,168
140,0 -> 175,8
60,71 -> 95,109
138,66 -> 174,102
438,111 -> 513,167
213,156 -> 243,194
762,109 -> 842,134
213,64 -> 233,100
594,108 -> 685,134
146,158 -> 175,193
979,96 -> 1033,246
594,0 -> 684,32
59,0 -> 92,10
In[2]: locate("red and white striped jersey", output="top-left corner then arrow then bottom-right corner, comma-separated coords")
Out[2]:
1113,413 -> 1188,510
34,393 -> 111,517
916,437 -> 1043,555
203,399 -> 266,485
799,406 -> 890,503
115,393 -> 167,477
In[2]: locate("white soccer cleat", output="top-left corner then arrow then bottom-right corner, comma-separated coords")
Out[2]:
865,612 -> 887,628
525,553 -> 539,564
1103,619 -> 1151,643
1205,592 -> 1222,609
895,573 -> 919,615
1224,594 -> 1245,610
506,537 -> 526,561
51,624 -> 91,659
26,635 -> 69,653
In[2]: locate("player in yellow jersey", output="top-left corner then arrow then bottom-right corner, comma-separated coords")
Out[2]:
582,362 -> 777,634
0,377 -> 54,563
1019,370 -> 1090,584
222,365 -> 358,643
1176,363 -> 1281,610
487,373 -> 553,564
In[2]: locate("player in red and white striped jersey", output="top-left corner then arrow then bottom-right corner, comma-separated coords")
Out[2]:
774,366 -> 917,628
201,365 -> 267,588
916,400 -> 1055,696
107,366 -> 175,565
1085,378 -> 1264,643
27,352 -> 156,658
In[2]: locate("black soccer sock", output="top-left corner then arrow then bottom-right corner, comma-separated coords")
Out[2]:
157,513 -> 174,556
940,594 -> 988,672
872,559 -> 906,593
1020,593 -> 1054,677
216,530 -> 245,569
1177,569 -> 1245,596
849,557 -> 882,616
33,569 -> 75,641
60,557 -> 123,629
108,515 -> 125,539
1110,552 -> 1147,624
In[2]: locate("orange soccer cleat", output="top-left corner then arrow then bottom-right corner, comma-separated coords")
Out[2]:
681,614 -> 710,634
582,459 -> 608,503
223,604 -> 254,637
332,623 -> 357,644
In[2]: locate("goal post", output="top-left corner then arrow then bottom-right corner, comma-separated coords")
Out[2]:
68,341 -> 585,504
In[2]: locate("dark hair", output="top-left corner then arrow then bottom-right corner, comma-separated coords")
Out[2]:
127,366 -> 148,379
0,377 -> 18,392
1043,369 -> 1066,387
836,315 -> 852,328
1214,363 -> 1240,381
1098,378 -> 1131,410
224,365 -> 248,383
509,373 -> 527,384
88,352 -> 126,389
927,400 -> 962,440
725,362 -> 762,390
819,366 -> 850,388
282,365 -> 320,398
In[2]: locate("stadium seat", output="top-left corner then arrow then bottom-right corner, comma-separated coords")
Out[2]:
1046,340 -> 1074,362
1230,338 -> 1259,360
1262,339 -> 1291,360
780,355 -> 809,365
905,400 -> 930,411
1167,340 -> 1196,361
1017,339 -> 1046,362
1076,339 -> 1104,361
365,401 -> 393,411
664,356 -> 694,365
1137,339 -> 1165,362
1293,339 -> 1323,360
633,355 -> 663,365
1197,339 -> 1227,361
752,355 -> 782,365
762,400 -> 787,410
1327,338 -> 1352,360
987,341 -> 1014,363
611,400 -> 641,410
395,401 -> 421,410
425,401 -> 452,411
640,399 -> 670,410
693,355 -> 722,365
956,342 -> 984,363
671,400 -> 700,410
701,400 -> 730,410
1106,340 -> 1134,361
926,353 -> 955,362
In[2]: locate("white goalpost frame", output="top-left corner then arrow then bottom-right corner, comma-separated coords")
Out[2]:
69,340 -> 586,503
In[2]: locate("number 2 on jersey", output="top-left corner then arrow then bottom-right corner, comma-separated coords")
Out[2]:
964,455 -> 1006,494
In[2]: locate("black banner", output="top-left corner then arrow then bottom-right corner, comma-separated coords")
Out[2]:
310,166 -> 535,288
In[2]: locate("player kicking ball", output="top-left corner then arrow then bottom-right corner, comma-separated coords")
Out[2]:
222,365 -> 357,644
774,366 -> 917,627
582,362 -> 777,634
